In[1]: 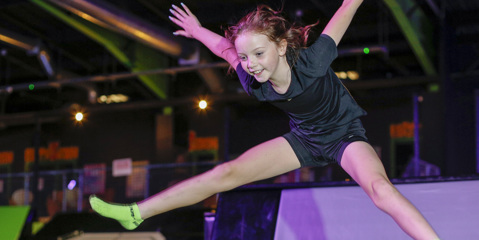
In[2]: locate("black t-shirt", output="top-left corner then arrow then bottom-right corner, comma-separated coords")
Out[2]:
236,34 -> 367,144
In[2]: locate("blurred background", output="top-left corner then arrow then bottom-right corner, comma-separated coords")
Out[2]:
0,0 -> 478,239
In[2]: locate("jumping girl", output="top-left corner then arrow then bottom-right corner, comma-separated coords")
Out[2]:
90,1 -> 439,239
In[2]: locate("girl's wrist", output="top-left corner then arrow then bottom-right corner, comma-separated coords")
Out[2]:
190,25 -> 203,39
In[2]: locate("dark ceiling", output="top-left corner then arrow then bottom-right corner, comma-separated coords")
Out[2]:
0,0 -> 478,127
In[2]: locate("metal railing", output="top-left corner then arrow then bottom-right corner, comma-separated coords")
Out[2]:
0,161 -> 218,217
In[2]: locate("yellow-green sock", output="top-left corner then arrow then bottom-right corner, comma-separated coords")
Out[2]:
89,195 -> 143,230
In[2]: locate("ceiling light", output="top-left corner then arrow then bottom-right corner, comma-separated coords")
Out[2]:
97,94 -> 129,104
199,100 -> 207,110
347,71 -> 359,80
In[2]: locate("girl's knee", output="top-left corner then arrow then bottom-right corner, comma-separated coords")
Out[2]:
209,162 -> 238,189
212,162 -> 234,177
369,178 -> 398,208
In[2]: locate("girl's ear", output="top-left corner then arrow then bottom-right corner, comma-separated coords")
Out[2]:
278,39 -> 288,56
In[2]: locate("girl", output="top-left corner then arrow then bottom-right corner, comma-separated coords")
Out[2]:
90,1 -> 439,239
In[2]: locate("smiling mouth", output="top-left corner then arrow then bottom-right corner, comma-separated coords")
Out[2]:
251,69 -> 263,76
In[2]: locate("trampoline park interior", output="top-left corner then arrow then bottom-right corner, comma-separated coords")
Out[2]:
0,0 -> 478,239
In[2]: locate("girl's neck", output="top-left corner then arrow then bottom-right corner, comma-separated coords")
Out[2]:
269,57 -> 291,94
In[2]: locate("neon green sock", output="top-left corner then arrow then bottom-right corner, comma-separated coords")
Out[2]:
89,195 -> 143,230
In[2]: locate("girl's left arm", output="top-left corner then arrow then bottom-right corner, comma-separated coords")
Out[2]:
322,0 -> 364,46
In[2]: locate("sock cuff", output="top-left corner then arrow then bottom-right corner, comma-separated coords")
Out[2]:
131,203 -> 143,221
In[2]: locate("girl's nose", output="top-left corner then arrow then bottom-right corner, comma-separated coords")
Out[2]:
247,59 -> 256,69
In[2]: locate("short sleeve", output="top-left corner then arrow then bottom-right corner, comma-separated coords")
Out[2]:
295,34 -> 338,77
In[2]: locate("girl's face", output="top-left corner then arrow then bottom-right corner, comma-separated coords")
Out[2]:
235,31 -> 287,83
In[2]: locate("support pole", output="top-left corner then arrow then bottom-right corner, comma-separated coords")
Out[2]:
31,119 -> 42,220
413,94 -> 420,176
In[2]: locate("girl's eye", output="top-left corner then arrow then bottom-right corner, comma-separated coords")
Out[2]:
239,56 -> 247,61
256,52 -> 263,56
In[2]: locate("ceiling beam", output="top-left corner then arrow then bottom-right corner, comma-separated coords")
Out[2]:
0,61 -> 229,93
31,0 -> 169,99
382,0 -> 437,76
45,0 -> 224,95
0,12 -> 96,72
0,27 -> 55,78
423,0 -> 441,18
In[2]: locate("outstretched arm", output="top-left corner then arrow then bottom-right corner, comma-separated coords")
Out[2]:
169,3 -> 239,67
322,0 -> 364,46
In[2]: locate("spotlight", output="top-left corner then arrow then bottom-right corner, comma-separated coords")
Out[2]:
195,95 -> 211,113
199,100 -> 208,110
75,112 -> 84,122
70,104 -> 87,125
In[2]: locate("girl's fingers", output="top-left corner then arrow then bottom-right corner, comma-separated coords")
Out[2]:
169,8 -> 184,21
173,30 -> 191,38
168,15 -> 177,23
181,3 -> 193,16
169,15 -> 184,29
172,4 -> 188,19
168,3 -> 196,38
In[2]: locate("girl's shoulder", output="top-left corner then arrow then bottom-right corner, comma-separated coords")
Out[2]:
308,34 -> 337,53
291,34 -> 338,77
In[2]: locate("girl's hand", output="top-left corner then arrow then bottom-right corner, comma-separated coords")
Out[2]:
169,3 -> 201,38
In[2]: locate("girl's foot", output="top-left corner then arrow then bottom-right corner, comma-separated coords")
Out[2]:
89,195 -> 143,230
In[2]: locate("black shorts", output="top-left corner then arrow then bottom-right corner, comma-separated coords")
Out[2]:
283,118 -> 368,167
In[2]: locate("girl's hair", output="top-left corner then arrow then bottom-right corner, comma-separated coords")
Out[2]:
225,5 -> 318,68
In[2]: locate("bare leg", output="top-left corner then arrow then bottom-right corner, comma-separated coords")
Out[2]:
138,136 -> 300,219
90,136 -> 300,227
340,141 -> 439,240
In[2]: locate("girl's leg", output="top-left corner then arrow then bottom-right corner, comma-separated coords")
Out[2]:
340,141 -> 439,240
90,137 -> 301,228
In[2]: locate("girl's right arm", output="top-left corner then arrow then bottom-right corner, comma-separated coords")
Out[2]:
169,3 -> 239,68
322,0 -> 364,46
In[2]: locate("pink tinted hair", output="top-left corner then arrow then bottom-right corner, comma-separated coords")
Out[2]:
224,5 -> 318,70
